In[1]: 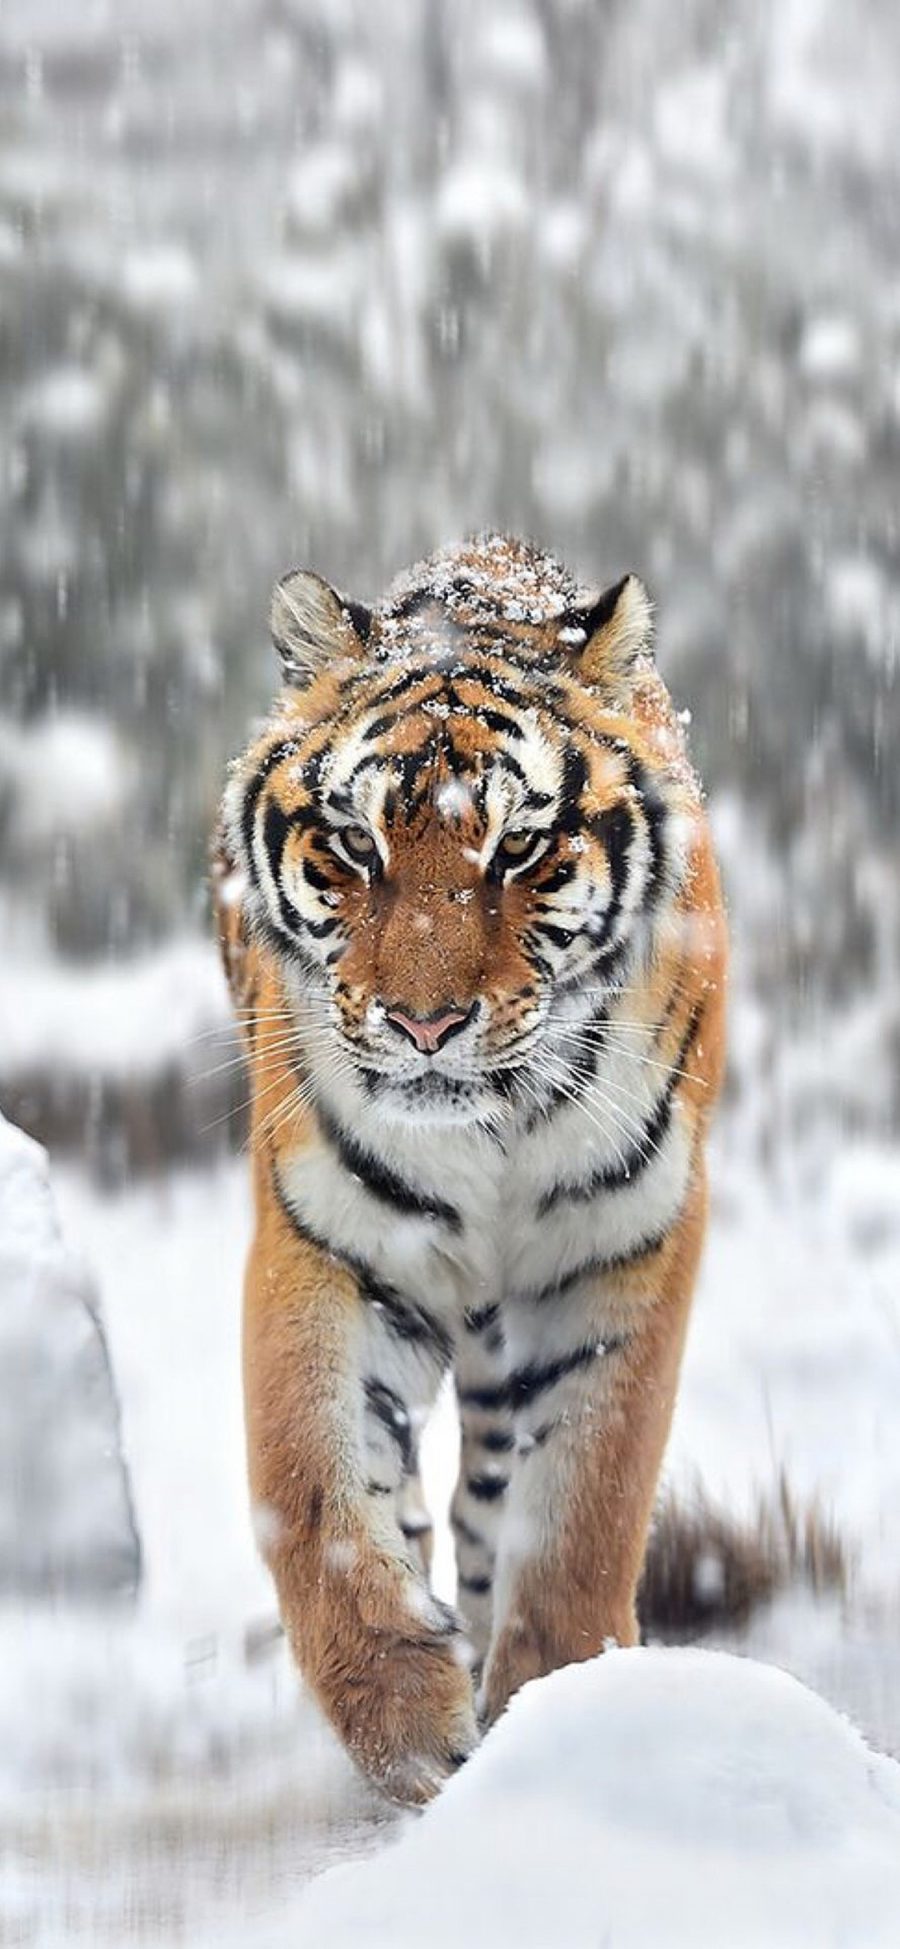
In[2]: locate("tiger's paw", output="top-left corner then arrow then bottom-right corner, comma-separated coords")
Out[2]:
313,1563 -> 478,1805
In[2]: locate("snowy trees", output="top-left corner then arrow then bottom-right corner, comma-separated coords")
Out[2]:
0,0 -> 897,1150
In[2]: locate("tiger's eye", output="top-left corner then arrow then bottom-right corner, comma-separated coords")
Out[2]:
501,830 -> 537,858
340,824 -> 376,862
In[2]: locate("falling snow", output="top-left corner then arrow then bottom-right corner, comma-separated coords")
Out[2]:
0,0 -> 899,1940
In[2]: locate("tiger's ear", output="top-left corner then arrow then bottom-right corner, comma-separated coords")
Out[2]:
560,573 -> 653,702
270,568 -> 373,686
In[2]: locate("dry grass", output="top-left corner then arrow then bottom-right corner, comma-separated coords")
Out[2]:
639,1472 -> 848,1641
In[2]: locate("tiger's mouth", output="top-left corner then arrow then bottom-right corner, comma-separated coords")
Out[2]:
331,1005 -> 556,1128
361,1068 -> 492,1118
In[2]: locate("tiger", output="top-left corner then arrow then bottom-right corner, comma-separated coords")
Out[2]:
213,532 -> 727,1806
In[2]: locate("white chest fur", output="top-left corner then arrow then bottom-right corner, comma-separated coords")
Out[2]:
278,1012 -> 690,1329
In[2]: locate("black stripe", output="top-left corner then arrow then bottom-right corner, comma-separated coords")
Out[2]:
456,1377 -> 509,1413
259,803 -> 344,949
585,744 -> 670,921
263,801 -> 304,938
459,1573 -> 492,1596
639,777 -> 668,912
520,1225 -> 674,1303
452,663 -> 536,713
533,920 -> 576,951
255,910 -> 325,976
316,660 -> 439,731
617,749 -> 668,914
565,575 -> 629,642
243,976 -> 259,1053
462,703 -> 524,740
654,972 -> 686,1044
458,1337 -> 624,1414
464,1301 -> 500,1335
343,598 -> 373,643
361,709 -> 408,742
522,939 -> 556,987
240,737 -> 304,876
588,802 -> 634,959
467,1474 -> 509,1503
271,1166 -> 452,1362
585,936 -> 633,985
537,1003 -> 705,1214
466,645 -> 569,699
358,1266 -> 452,1361
556,744 -> 589,834
364,1378 -> 413,1472
316,1103 -> 462,1232
366,664 -> 445,707
480,745 -> 530,791
301,856 -> 335,893
534,860 -> 577,896
383,588 -> 440,625
508,1343 -> 607,1410
479,1427 -> 515,1454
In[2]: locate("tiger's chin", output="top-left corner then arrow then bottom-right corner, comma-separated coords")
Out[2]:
363,1069 -> 507,1130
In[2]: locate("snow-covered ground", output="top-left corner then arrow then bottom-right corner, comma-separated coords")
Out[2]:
280,1649 -> 900,1949
1,1108 -> 898,1943
2,1161 -> 400,1946
1,0 -> 898,1934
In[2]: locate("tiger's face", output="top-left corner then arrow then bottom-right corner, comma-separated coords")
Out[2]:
226,537 -> 687,1125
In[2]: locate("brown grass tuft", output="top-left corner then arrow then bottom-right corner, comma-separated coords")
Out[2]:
639,1471 -> 848,1641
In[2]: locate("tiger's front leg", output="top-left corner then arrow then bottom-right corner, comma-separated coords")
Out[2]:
451,1301 -> 513,1670
244,1160 -> 476,1804
480,1170 -> 707,1724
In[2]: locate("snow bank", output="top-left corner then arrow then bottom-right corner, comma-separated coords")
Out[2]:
0,1612 -> 395,1946
668,1141 -> 900,1596
0,937 -> 229,1082
0,1112 -> 140,1599
0,940 -> 241,1175
287,1649 -> 900,1949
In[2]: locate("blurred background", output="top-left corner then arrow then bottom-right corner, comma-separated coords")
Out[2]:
1,0 -> 899,1938
2,0 -> 899,1163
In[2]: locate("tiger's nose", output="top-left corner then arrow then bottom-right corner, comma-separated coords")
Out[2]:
384,1003 -> 475,1054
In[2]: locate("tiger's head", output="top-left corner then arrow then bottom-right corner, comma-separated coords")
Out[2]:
224,535 -> 694,1125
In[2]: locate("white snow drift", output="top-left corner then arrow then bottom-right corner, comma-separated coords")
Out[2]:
0,1112 -> 139,1599
287,1648 -> 900,1949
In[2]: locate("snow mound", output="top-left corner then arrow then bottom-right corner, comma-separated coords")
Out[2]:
290,1649 -> 900,1949
0,1112 -> 140,1599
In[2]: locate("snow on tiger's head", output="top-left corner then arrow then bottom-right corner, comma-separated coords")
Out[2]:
223,534 -> 700,1123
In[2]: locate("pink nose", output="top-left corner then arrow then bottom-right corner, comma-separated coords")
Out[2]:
385,1004 -> 473,1054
